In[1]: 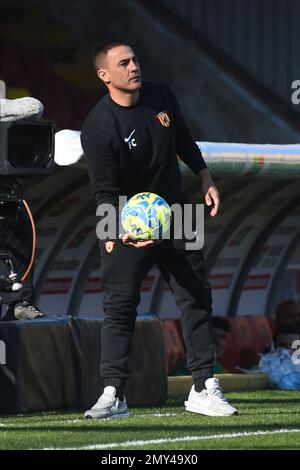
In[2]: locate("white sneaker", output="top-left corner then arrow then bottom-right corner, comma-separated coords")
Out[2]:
14,302 -> 46,320
184,378 -> 239,417
84,386 -> 129,419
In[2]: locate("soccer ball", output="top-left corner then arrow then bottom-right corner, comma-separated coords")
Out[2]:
121,192 -> 172,240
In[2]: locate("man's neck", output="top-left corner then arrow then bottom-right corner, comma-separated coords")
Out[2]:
109,89 -> 140,107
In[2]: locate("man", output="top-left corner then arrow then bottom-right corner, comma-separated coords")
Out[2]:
81,40 -> 238,418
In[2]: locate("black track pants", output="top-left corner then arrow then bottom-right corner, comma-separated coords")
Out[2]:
99,238 -> 214,388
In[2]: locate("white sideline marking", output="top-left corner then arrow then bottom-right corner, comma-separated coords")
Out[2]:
138,413 -> 178,418
43,428 -> 300,450
59,419 -> 82,424
52,414 -> 178,424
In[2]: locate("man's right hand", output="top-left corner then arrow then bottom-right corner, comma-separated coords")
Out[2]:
121,233 -> 161,248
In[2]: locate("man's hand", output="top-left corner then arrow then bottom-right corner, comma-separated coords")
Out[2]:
204,185 -> 220,217
122,233 -> 161,248
198,168 -> 220,217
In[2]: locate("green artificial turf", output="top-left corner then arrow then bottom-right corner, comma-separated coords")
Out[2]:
0,390 -> 300,450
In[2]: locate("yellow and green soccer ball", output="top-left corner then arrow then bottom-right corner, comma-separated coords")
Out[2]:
121,192 -> 172,240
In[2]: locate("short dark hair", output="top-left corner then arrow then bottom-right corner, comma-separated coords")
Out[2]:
92,40 -> 132,71
212,316 -> 230,333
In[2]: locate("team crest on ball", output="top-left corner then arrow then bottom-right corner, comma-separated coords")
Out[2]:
156,111 -> 170,127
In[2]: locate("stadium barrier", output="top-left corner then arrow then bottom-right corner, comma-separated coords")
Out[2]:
0,316 -> 167,413
195,142 -> 300,178
0,318 -> 79,414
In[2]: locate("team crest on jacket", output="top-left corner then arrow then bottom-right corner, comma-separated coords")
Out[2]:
156,111 -> 171,127
104,241 -> 115,253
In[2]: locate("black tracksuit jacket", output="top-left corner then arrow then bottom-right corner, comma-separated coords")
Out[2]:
81,81 -> 207,210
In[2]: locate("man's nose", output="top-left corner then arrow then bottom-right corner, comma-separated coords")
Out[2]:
129,60 -> 139,72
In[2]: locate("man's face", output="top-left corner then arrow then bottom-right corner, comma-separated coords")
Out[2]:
98,45 -> 142,93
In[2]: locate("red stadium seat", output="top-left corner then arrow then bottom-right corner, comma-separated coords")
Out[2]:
174,318 -> 186,350
227,317 -> 255,350
220,331 -> 240,372
162,319 -> 186,375
247,315 -> 273,353
226,317 -> 259,369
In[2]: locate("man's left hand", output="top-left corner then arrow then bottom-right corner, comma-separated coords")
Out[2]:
198,168 -> 220,217
204,185 -> 220,217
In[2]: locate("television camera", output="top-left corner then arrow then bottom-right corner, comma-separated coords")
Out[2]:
0,81 -> 55,307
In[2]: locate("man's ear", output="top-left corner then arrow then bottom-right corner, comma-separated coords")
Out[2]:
97,69 -> 110,84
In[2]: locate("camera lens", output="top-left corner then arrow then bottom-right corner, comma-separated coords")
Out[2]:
7,123 -> 52,168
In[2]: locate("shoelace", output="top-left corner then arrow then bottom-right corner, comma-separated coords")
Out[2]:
28,306 -> 39,312
97,393 -> 116,407
26,305 -> 44,316
209,387 -> 230,403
